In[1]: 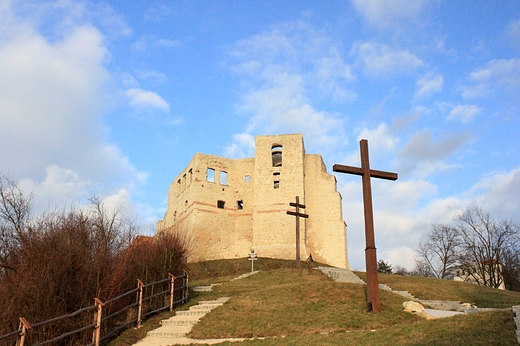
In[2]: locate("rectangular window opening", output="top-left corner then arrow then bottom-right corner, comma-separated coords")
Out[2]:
217,200 -> 225,209
220,171 -> 228,185
244,175 -> 250,182
273,172 -> 280,189
207,168 -> 215,182
237,200 -> 243,210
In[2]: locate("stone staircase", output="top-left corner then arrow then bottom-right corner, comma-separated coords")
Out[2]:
192,282 -> 223,292
316,266 -> 366,285
317,267 -> 491,312
133,271 -> 261,345
136,297 -> 230,343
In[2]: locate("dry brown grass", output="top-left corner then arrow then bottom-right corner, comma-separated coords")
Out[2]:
188,268 -> 421,339
111,259 -> 520,345
356,272 -> 520,308
215,310 -> 516,345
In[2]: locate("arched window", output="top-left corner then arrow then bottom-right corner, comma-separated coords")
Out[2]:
272,145 -> 282,167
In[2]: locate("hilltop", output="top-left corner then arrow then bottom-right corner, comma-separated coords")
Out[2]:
111,259 -> 520,345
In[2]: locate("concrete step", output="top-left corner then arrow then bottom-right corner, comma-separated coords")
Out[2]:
161,316 -> 200,326
231,271 -> 260,281
193,286 -> 213,292
176,309 -> 210,317
316,267 -> 366,285
147,325 -> 191,338
379,284 -> 392,291
190,303 -> 223,310
199,299 -> 229,305
394,290 -> 416,299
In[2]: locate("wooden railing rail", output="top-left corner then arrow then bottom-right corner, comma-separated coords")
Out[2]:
0,272 -> 189,346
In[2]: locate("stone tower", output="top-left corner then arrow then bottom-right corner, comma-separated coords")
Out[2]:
157,134 -> 349,269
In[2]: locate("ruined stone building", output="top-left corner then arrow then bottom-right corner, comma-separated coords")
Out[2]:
157,134 -> 349,269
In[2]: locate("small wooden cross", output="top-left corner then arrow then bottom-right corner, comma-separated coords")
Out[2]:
286,196 -> 309,269
333,139 -> 398,312
247,248 -> 258,272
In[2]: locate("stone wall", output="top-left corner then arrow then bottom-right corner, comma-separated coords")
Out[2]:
157,134 -> 349,269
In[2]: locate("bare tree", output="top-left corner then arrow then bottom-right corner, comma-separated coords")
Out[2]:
456,207 -> 519,289
502,245 -> 520,291
412,259 -> 435,277
0,174 -> 33,279
415,224 -> 461,279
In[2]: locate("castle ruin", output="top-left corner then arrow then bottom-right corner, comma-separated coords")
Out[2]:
157,134 -> 350,269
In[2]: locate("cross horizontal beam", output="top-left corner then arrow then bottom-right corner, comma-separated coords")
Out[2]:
289,201 -> 306,208
333,164 -> 398,181
286,211 -> 309,218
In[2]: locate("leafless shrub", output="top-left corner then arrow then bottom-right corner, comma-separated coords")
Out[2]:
0,174 -> 189,343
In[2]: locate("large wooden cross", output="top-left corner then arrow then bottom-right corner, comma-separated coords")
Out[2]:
286,196 -> 309,269
333,139 -> 398,312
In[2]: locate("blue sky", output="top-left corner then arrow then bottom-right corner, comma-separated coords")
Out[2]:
1,0 -> 520,270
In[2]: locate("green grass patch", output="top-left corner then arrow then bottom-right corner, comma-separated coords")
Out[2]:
110,259 -> 520,345
187,257 -> 311,286
356,272 -> 520,308
188,268 -> 421,339
215,310 -> 517,345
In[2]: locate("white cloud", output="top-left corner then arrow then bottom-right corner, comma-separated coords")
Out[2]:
447,104 -> 481,124
126,88 -> 170,112
415,73 -> 443,98
224,133 -> 256,158
357,123 -> 398,155
18,165 -> 91,211
381,246 -> 417,269
351,0 -> 433,28
135,69 -> 168,83
236,77 -> 346,151
226,21 -> 351,156
353,42 -> 424,77
100,188 -> 137,217
17,166 -> 143,230
468,167 -> 520,220
0,2 -> 146,217
461,58 -> 520,98
400,131 -> 467,162
131,35 -> 181,51
397,131 -> 469,177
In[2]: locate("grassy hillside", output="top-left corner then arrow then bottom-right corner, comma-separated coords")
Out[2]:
111,258 -> 520,345
356,271 -> 520,308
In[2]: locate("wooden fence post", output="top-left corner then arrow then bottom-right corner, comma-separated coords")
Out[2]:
184,270 -> 189,303
169,273 -> 175,311
92,298 -> 104,346
16,317 -> 31,346
136,279 -> 144,328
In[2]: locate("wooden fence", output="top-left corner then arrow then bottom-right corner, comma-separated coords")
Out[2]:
0,272 -> 189,346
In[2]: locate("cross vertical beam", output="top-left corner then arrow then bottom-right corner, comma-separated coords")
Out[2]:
333,139 -> 398,312
286,196 -> 309,269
